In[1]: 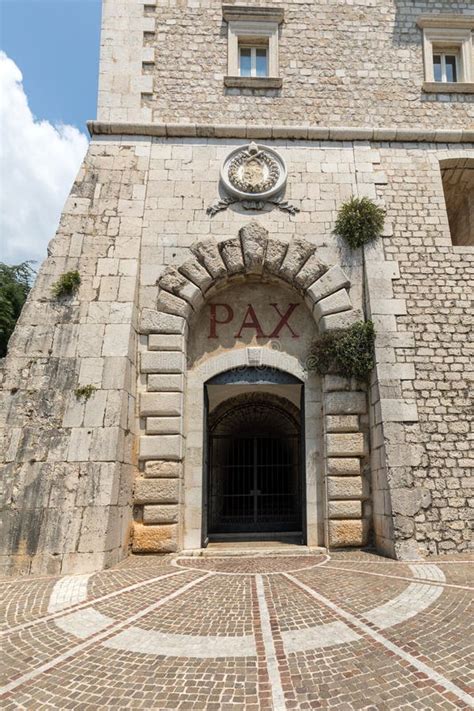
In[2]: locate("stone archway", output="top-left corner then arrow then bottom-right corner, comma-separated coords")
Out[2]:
134,222 -> 369,554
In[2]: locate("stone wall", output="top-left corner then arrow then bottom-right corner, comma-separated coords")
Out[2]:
97,0 -> 473,127
0,141 -> 149,575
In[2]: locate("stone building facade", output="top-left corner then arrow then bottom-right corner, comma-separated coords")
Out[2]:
0,0 -> 472,575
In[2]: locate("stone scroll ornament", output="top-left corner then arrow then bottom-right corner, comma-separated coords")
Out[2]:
207,142 -> 299,216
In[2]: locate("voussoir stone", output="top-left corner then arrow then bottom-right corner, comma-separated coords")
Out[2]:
264,238 -> 288,275
313,289 -> 352,321
294,253 -> 328,290
156,290 -> 192,320
279,238 -> 315,282
140,309 -> 186,335
158,267 -> 203,308
305,265 -> 350,305
190,238 -> 227,279
319,309 -> 361,332
239,221 -> 268,274
219,238 -> 245,275
178,259 -> 213,293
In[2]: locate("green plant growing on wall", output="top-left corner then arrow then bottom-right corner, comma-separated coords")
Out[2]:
0,261 -> 35,357
307,320 -> 376,380
334,197 -> 385,248
74,384 -> 97,401
52,271 -> 81,299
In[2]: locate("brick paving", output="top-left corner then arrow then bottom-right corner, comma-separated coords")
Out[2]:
0,553 -> 472,710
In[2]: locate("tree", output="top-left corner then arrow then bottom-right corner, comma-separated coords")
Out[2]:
0,262 -> 36,358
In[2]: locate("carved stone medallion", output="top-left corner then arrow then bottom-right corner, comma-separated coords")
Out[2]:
221,142 -> 287,200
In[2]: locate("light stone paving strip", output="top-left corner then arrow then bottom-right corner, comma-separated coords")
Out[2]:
47,574 -> 92,613
410,563 -> 447,583
284,573 -> 474,708
1,569 -> 190,638
325,564 -> 470,591
282,620 -> 360,654
255,574 -> 286,711
0,573 -> 214,696
104,626 -> 256,658
362,582 -> 443,630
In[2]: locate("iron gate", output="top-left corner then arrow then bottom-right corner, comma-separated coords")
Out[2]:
208,434 -> 301,534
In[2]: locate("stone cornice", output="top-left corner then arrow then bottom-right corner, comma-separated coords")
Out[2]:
87,121 -> 474,144
417,14 -> 474,30
222,5 -> 284,24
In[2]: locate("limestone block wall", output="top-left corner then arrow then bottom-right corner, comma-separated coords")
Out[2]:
97,0 -> 473,128
0,139 -> 150,575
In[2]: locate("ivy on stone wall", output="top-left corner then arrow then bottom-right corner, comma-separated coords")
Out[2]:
307,320 -> 376,380
334,197 -> 385,248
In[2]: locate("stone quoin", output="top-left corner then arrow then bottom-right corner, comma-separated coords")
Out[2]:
0,0 -> 472,576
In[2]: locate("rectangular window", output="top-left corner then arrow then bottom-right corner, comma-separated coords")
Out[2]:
432,51 -> 459,82
239,45 -> 269,77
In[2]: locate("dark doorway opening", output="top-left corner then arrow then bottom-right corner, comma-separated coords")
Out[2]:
206,393 -> 303,541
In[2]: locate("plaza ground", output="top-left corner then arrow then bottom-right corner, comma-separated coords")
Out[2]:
1,551 -> 472,710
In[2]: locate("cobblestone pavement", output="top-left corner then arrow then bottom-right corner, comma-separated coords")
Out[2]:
1,552 -> 472,710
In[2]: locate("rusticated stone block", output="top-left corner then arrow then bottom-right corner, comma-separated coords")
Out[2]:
239,221 -> 268,274
178,259 -> 213,293
148,334 -> 185,352
313,289 -> 352,322
329,520 -> 365,547
320,309 -> 361,332
140,309 -> 186,336
219,238 -> 245,275
327,458 -> 361,476
156,290 -> 192,320
328,500 -> 362,519
146,416 -> 183,435
324,392 -> 367,415
326,433 -> 365,457
141,351 -> 185,374
147,374 -> 185,392
279,238 -> 315,282
139,392 -> 182,416
144,460 -> 182,478
326,415 -> 359,433
143,504 -> 179,524
328,476 -> 363,500
134,478 -> 179,504
132,523 -> 178,553
264,238 -> 288,274
305,265 -> 349,304
294,253 -> 327,290
190,238 -> 227,279
139,434 -> 183,460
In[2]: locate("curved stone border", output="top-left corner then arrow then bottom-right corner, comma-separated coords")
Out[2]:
88,121 -> 474,144
135,222 -> 368,553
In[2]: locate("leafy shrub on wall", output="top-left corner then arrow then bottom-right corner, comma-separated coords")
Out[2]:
307,321 -> 376,381
334,197 -> 385,248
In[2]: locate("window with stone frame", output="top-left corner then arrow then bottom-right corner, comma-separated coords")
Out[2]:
440,158 -> 474,247
417,15 -> 474,94
223,5 -> 283,89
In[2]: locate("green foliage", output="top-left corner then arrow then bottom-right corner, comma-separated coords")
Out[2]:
0,261 -> 35,358
52,270 -> 81,299
74,384 -> 97,401
334,197 -> 385,249
307,321 -> 376,380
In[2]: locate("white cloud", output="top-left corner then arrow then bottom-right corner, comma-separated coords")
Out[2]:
0,51 -> 88,266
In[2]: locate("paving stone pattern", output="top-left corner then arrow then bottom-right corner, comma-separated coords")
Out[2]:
1,552 -> 472,710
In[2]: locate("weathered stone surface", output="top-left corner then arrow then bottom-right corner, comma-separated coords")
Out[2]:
378,399 -> 419,423
325,392 -> 367,415
239,221 -> 267,274
132,523 -> 178,553
294,254 -> 327,290
327,458 -> 361,476
140,309 -> 186,336
329,500 -> 362,519
158,267 -> 203,308
141,351 -> 185,374
139,392 -> 182,417
279,238 -> 315,282
144,460 -> 182,478
313,289 -> 352,321
320,309 -> 361,332
305,266 -> 350,305
219,238 -> 245,275
134,478 -> 179,504
146,416 -> 183,435
325,415 -> 359,433
190,238 -> 227,279
156,289 -> 192,320
328,476 -> 363,500
143,504 -> 179,524
178,259 -> 213,292
148,334 -> 184,351
329,520 -> 365,547
147,374 -> 185,392
326,433 -> 365,457
139,435 -> 183,461
264,238 -> 288,274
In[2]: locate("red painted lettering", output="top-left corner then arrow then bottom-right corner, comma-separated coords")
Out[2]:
234,304 -> 267,339
208,303 -> 234,338
268,303 -> 300,338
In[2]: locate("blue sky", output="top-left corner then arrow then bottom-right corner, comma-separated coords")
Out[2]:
0,0 -> 102,265
1,0 -> 102,130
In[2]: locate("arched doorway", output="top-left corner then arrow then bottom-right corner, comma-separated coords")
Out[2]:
206,390 -> 304,542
